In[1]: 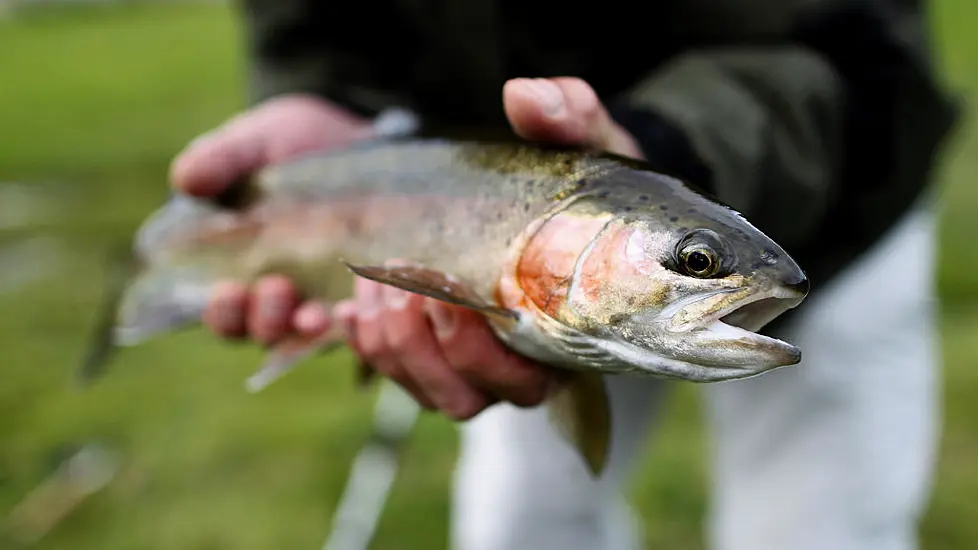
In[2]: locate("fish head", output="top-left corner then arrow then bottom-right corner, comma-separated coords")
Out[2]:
529,170 -> 809,382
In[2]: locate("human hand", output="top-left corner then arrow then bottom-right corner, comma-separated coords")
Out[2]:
337,78 -> 644,419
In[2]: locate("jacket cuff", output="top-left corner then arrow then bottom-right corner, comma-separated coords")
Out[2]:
606,102 -> 715,192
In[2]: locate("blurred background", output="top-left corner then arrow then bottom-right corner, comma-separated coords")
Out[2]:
0,1 -> 975,549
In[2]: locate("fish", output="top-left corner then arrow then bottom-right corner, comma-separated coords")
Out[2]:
78,138 -> 809,476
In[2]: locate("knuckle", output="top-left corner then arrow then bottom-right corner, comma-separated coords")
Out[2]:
446,400 -> 487,421
488,358 -> 550,407
384,308 -> 429,354
507,380 -> 549,408
384,322 -> 416,353
444,338 -> 508,381
356,336 -> 387,363
412,392 -> 438,411
447,355 -> 481,378
441,335 -> 490,376
579,98 -> 601,122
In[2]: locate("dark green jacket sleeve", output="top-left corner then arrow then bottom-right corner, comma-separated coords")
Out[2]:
240,0 -> 334,104
609,47 -> 845,252
239,0 -> 406,116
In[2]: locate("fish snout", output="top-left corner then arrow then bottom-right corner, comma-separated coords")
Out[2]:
782,272 -> 810,298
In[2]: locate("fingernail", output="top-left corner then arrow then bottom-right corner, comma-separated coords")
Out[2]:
384,285 -> 410,310
524,79 -> 565,118
294,302 -> 328,334
426,301 -> 456,338
333,300 -> 357,323
444,397 -> 478,420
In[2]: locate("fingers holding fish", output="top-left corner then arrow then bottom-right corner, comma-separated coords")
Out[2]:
248,275 -> 299,345
426,301 -> 551,409
343,279 -> 437,410
204,276 -> 324,345
379,287 -> 493,420
203,281 -> 250,339
294,301 -> 332,335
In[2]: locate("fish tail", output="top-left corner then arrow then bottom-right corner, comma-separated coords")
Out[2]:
76,242 -> 140,386
77,194 -> 264,386
76,243 -> 218,386
116,194 -> 244,348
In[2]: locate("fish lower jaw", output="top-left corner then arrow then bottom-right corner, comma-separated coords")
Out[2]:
699,319 -> 802,365
590,337 -> 770,382
592,324 -> 802,383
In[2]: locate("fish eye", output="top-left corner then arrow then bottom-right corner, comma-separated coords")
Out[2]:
679,245 -> 720,278
674,229 -> 729,278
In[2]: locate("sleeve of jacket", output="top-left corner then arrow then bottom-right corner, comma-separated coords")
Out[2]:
239,0 -> 338,104
607,47 -> 846,251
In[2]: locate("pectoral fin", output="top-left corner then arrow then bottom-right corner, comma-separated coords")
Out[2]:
546,372 -> 612,477
344,262 -> 518,324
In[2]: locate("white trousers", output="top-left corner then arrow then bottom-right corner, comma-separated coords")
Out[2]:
450,205 -> 940,550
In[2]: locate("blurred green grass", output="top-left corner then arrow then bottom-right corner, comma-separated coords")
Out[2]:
0,2 -> 976,549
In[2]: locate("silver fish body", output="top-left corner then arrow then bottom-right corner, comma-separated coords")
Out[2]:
85,138 -> 810,475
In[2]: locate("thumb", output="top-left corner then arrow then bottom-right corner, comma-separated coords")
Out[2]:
503,77 -> 643,159
169,95 -> 373,198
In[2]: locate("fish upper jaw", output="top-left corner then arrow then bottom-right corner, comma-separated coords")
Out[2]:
594,282 -> 809,382
664,283 -> 806,334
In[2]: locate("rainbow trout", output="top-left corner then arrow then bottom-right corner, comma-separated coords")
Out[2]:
82,139 -> 809,476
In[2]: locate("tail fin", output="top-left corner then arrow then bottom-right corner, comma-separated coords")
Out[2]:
111,264 -> 213,348
76,243 -> 213,386
76,196 -> 230,386
75,243 -> 138,386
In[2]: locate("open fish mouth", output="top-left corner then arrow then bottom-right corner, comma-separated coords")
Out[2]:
592,283 -> 808,382
628,282 -> 808,373
686,285 -> 807,366
719,293 -> 803,333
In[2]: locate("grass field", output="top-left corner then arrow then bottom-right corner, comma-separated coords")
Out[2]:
0,2 -> 976,549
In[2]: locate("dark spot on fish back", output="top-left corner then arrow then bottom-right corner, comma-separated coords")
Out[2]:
638,194 -> 649,202
669,216 -> 679,223
659,204 -> 669,211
